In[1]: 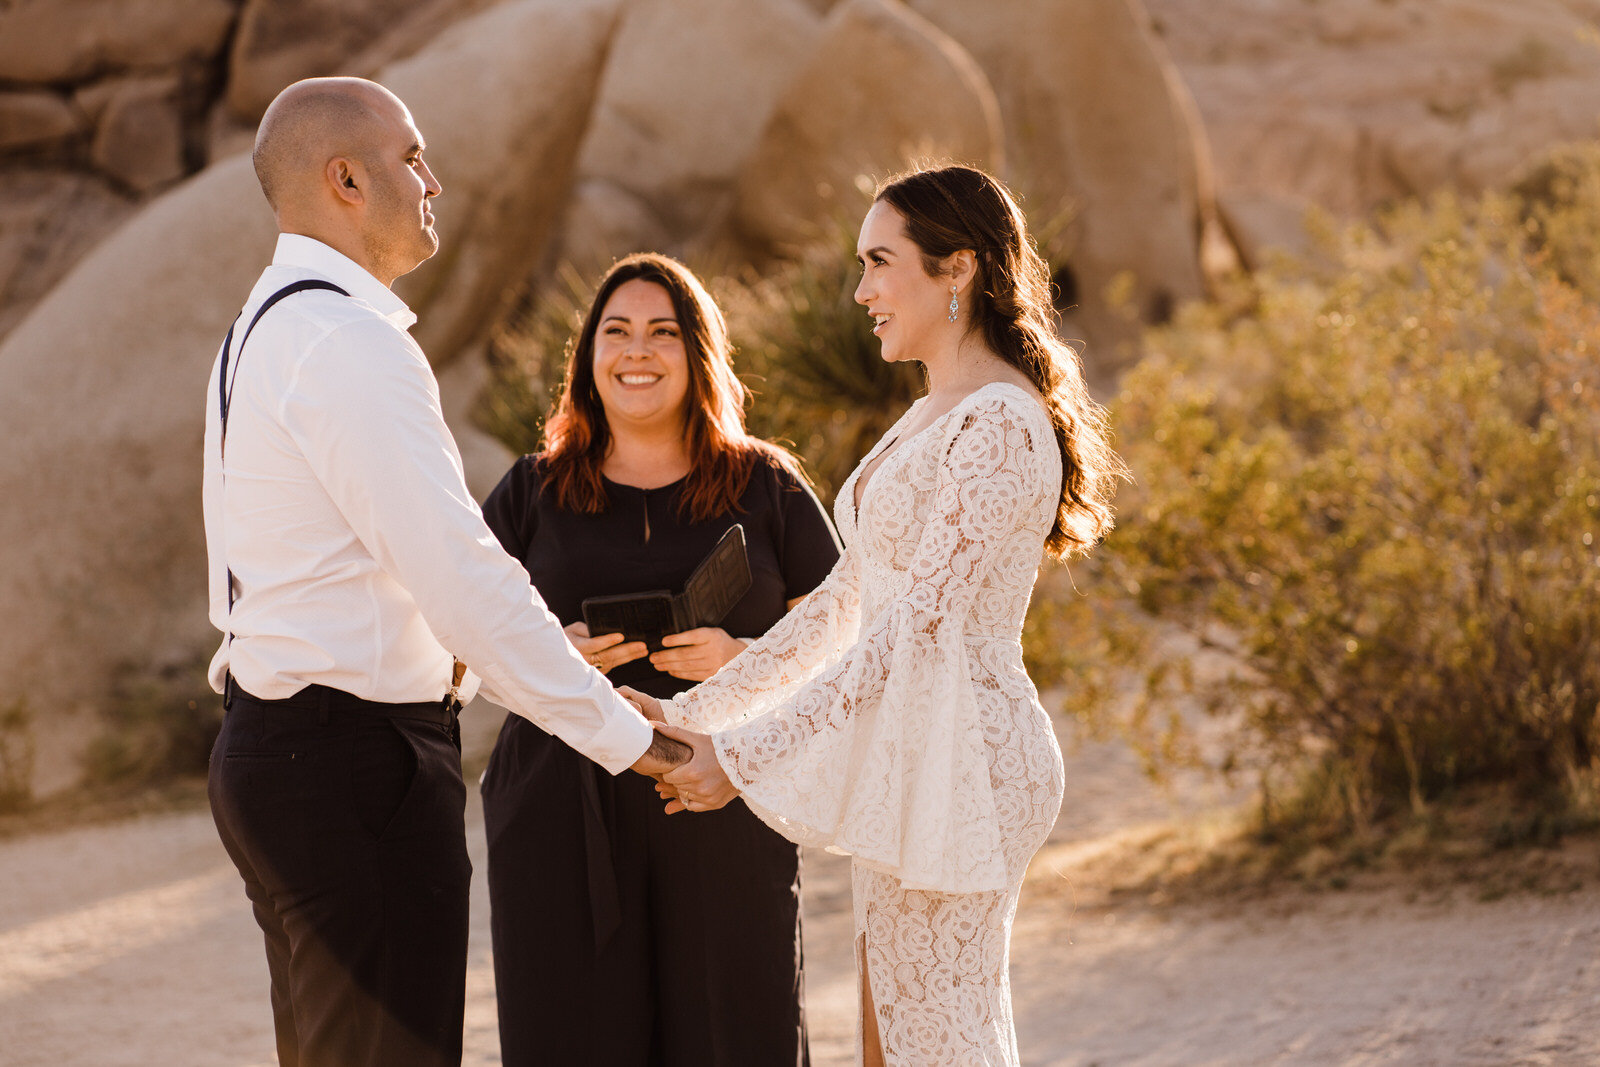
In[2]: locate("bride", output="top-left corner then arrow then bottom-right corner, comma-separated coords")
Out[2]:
624,164 -> 1123,1066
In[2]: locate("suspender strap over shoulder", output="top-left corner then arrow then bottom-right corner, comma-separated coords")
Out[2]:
218,279 -> 351,455
218,279 -> 350,621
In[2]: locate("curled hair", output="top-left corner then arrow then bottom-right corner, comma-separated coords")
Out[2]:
541,252 -> 804,520
875,165 -> 1125,557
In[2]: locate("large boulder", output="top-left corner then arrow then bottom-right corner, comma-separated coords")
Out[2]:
727,0 -> 1004,259
554,178 -> 675,276
386,0 -> 623,358
0,169 -> 133,343
0,0 -> 621,798
1144,0 -> 1600,223
908,0 -> 1223,342
552,0 -> 822,268
0,0 -> 235,85
226,0 -> 479,121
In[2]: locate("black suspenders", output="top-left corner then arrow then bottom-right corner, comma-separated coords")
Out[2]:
217,279 -> 350,621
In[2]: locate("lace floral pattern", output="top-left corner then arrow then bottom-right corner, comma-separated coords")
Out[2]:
664,383 -> 1067,1065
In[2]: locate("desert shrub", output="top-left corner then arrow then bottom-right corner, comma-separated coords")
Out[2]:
1069,145 -> 1600,838
478,263 -> 596,458
0,697 -> 35,812
83,661 -> 222,787
718,227 -> 922,501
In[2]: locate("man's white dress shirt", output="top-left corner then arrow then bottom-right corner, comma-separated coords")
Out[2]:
202,234 -> 652,774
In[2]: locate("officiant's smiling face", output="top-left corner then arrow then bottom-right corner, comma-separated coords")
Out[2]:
592,278 -> 691,430
854,199 -> 955,364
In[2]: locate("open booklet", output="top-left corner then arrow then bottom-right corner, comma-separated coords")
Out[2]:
580,524 -> 753,652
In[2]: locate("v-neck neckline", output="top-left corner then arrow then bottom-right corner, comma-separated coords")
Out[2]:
850,381 -> 1034,521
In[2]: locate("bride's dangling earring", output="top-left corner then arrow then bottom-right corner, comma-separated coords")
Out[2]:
948,285 -> 959,323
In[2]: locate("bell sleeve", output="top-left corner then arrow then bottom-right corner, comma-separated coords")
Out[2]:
691,398 -> 1052,893
662,544 -> 863,734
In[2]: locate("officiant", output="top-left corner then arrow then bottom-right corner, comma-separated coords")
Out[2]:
479,252 -> 839,1067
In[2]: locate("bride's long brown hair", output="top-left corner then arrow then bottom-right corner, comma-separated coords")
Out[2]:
875,165 -> 1125,557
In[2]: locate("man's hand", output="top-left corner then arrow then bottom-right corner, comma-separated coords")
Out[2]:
657,722 -> 738,813
629,722 -> 693,777
649,627 -> 748,681
616,685 -> 665,723
566,621 -> 648,675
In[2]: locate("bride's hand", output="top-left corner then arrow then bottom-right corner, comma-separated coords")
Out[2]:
616,685 -> 665,723
656,722 -> 738,813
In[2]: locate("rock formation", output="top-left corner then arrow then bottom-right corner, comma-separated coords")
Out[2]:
3,0 -> 1595,799
0,0 -> 618,795
552,0 -> 822,270
908,0 -> 1229,355
1143,0 -> 1600,265
726,0 -> 1004,259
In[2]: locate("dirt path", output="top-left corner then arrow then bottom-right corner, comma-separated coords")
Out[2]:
2,710 -> 1598,1066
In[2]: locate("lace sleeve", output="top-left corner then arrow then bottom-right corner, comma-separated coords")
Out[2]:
709,397 -> 1055,892
662,545 -> 862,733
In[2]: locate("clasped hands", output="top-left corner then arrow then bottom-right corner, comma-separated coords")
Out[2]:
619,685 -> 739,814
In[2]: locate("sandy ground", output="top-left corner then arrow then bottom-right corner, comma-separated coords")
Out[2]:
2,704 -> 1599,1066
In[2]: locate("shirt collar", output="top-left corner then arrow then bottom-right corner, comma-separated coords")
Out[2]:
271,233 -> 418,331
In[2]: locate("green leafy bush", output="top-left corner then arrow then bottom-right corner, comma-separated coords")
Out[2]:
1065,145 -> 1600,838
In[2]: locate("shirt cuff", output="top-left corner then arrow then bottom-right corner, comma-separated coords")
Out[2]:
587,694 -> 655,775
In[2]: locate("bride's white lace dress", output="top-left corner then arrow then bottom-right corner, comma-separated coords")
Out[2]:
663,381 -> 1066,1066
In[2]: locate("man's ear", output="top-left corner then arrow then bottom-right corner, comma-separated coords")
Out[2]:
327,157 -> 363,205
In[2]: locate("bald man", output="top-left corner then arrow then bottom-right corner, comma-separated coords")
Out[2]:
203,78 -> 690,1067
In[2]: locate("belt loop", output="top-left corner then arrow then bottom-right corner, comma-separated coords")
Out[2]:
223,673 -> 236,711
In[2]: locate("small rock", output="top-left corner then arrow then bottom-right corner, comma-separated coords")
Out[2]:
89,76 -> 187,194
0,91 -> 84,155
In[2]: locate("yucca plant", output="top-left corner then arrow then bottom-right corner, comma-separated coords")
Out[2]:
719,222 -> 923,502
478,263 -> 596,457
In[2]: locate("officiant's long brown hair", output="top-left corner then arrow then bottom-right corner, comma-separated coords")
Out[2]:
541,252 -> 804,521
876,165 -> 1125,557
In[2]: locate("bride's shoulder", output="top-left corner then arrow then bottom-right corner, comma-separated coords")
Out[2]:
958,380 -> 1051,429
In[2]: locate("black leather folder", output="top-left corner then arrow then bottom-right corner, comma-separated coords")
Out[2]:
581,524 -> 752,651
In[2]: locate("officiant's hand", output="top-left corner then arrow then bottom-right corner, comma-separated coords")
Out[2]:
649,627 -> 748,682
566,621 -> 648,675
655,722 -> 738,813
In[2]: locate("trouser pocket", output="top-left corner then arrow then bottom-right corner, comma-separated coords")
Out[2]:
350,720 -> 418,840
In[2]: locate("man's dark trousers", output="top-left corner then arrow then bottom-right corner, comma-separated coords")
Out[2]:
209,683 -> 471,1067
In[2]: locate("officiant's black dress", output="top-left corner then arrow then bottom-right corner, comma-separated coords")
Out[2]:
480,453 -> 839,1067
